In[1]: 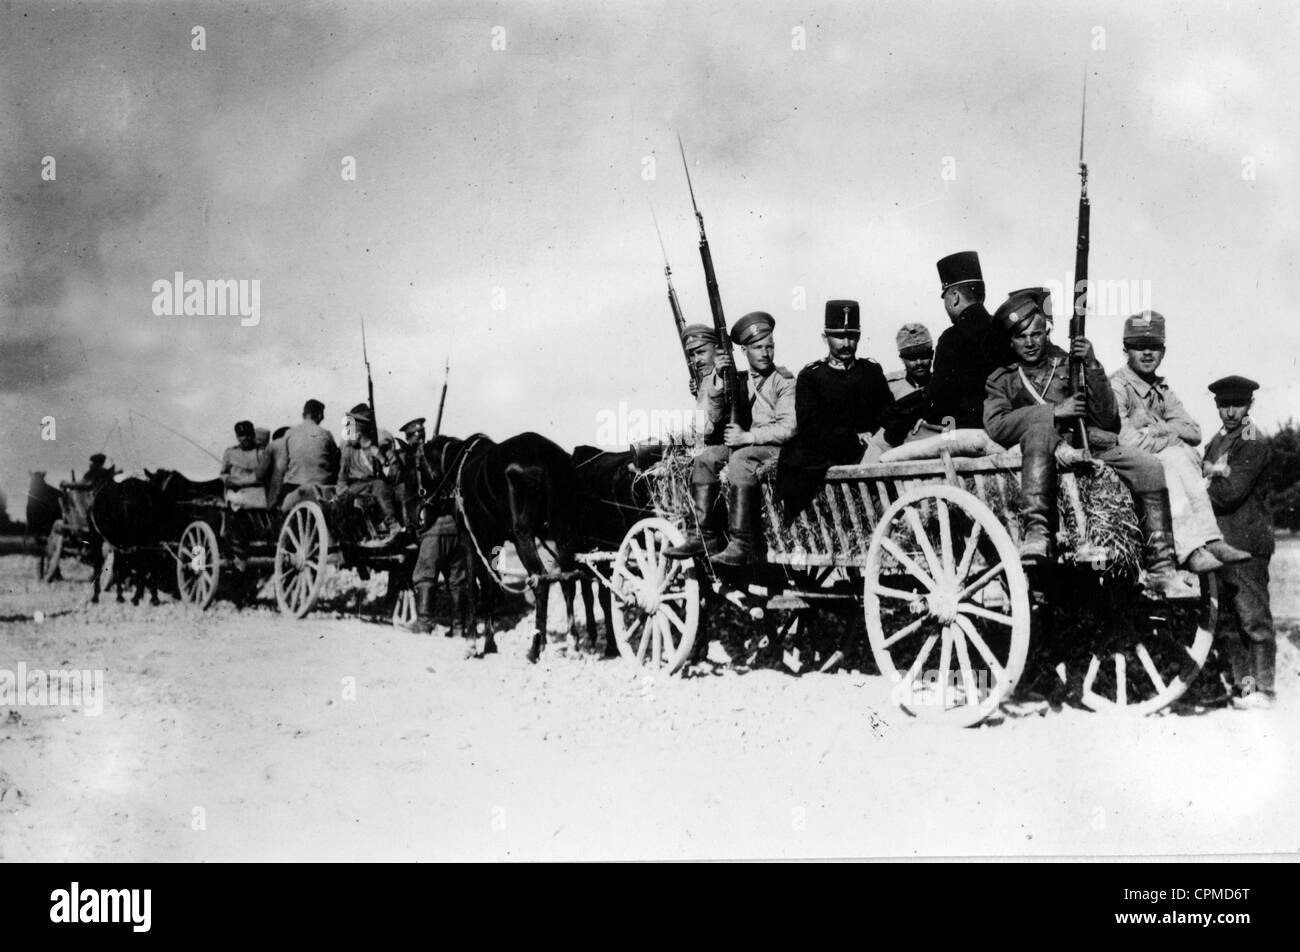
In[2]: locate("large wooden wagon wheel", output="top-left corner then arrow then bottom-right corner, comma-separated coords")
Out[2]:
609,517 -> 700,675
275,501 -> 331,618
176,520 -> 221,610
41,522 -> 64,582
1062,574 -> 1218,715
865,484 -> 1032,726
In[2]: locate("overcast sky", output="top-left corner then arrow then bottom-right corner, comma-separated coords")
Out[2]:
2,0 -> 1297,518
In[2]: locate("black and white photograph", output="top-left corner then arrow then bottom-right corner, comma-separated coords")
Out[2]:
1,0 -> 1297,875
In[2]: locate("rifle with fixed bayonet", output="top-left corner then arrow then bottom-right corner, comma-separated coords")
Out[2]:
677,135 -> 750,441
433,353 -> 450,437
651,205 -> 700,396
1067,76 -> 1091,454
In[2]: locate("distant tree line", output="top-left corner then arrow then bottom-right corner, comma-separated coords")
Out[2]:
1262,420 -> 1300,533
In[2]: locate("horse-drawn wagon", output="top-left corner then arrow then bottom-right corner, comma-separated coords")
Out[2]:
40,480 -> 113,589
579,446 -> 1216,727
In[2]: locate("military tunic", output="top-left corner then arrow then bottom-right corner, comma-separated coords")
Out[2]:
1205,420 -> 1275,693
775,356 -> 894,514
692,366 -> 797,488
983,344 -> 1165,493
924,304 -> 1005,429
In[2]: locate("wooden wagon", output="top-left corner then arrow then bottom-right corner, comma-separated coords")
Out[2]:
171,499 -> 284,610
590,449 -> 1216,727
40,481 -> 112,589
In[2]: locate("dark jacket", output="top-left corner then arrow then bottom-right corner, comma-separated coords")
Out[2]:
983,344 -> 1116,448
1205,423 -> 1274,556
925,304 -> 1005,429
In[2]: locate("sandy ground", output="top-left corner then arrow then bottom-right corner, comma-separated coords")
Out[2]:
2,544 -> 1299,862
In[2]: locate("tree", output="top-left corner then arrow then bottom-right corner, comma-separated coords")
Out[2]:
1262,420 -> 1300,532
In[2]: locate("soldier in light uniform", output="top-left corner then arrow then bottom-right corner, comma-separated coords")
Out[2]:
982,288 -> 1196,599
1110,311 -> 1250,572
1204,376 -> 1277,709
667,312 -> 796,566
337,403 -> 404,547
400,417 -> 475,640
875,322 -> 935,449
680,323 -> 721,436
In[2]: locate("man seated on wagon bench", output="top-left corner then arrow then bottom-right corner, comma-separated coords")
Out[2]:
982,288 -> 1197,599
666,312 -> 797,567
279,398 -> 340,512
338,403 -> 404,548
220,420 -> 272,509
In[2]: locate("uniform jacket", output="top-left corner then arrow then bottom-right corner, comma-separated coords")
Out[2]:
793,356 -> 894,461
983,344 -> 1117,448
220,444 -> 271,509
1204,421 -> 1274,556
886,369 -> 921,401
1109,364 -> 1202,453
337,429 -> 396,487
281,419 -> 340,488
925,304 -> 1006,429
702,365 -> 798,445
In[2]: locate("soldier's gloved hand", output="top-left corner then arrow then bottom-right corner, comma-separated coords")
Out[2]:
723,424 -> 752,448
1054,393 -> 1087,420
1070,337 -> 1100,368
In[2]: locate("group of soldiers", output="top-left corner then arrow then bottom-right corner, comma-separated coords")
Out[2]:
664,250 -> 1278,709
213,399 -> 474,638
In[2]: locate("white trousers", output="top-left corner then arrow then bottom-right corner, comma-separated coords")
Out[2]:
1157,444 -> 1221,562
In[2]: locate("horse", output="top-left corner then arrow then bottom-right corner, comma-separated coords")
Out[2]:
144,468 -> 224,505
424,432 -> 583,662
571,445 -> 657,657
90,477 -> 171,606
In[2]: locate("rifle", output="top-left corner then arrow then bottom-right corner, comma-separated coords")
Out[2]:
1067,75 -> 1091,454
650,202 -> 702,395
433,352 -> 450,437
677,134 -> 750,437
361,314 -> 377,431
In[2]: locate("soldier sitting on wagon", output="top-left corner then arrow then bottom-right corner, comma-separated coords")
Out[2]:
220,420 -> 272,510
864,323 -> 936,458
982,288 -> 1197,599
85,453 -> 116,491
1109,311 -> 1250,573
279,399 -> 340,512
666,312 -> 797,567
338,403 -> 404,548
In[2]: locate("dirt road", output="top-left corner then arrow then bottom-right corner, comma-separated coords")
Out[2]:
2,553 -> 1297,861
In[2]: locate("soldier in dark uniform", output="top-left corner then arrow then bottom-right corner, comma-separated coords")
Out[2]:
983,288 -> 1196,599
1204,376 -> 1276,709
924,251 -> 1006,429
85,453 -> 114,491
774,300 -> 894,517
400,417 -> 475,641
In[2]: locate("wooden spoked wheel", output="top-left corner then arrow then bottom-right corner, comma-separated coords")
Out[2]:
275,501 -> 330,618
1068,574 -> 1218,715
865,485 -> 1032,726
392,586 -> 417,628
176,520 -> 221,610
610,517 -> 700,675
41,523 -> 64,582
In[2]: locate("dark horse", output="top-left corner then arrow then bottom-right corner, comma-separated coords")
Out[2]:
570,445 -> 657,657
90,477 -> 169,605
424,432 -> 583,662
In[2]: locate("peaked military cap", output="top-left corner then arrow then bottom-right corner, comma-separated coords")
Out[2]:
730,312 -> 775,345
347,403 -> 374,423
824,299 -> 861,337
399,417 -> 427,439
895,323 -> 933,357
1208,375 -> 1259,404
936,251 -> 983,292
234,420 -> 255,437
1122,310 -> 1166,345
680,323 -> 717,346
992,287 -> 1053,336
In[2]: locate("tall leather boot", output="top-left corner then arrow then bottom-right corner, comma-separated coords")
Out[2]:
413,581 -> 437,634
450,590 -> 471,641
666,482 -> 724,559
1018,450 -> 1056,564
1134,490 -> 1200,600
1253,639 -> 1276,697
712,484 -> 761,568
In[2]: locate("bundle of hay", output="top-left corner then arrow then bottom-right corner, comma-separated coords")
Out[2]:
633,436 -> 697,528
